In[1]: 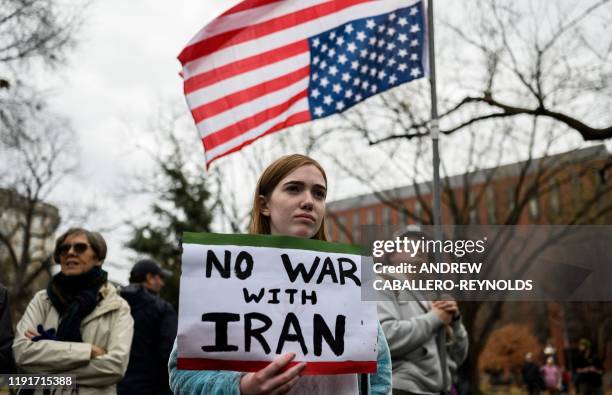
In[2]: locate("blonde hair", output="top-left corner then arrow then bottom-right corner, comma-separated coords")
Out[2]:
249,154 -> 328,241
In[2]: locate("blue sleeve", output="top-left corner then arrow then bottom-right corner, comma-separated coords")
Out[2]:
168,340 -> 243,395
369,322 -> 392,395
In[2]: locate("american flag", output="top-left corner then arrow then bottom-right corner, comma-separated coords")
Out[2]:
179,0 -> 427,167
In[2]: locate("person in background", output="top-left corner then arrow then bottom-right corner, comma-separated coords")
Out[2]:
574,338 -> 604,395
13,227 -> 134,394
561,368 -> 571,394
168,154 -> 392,394
0,282 -> 15,373
543,340 -> 556,360
522,352 -> 543,395
540,356 -> 562,395
118,259 -> 177,395
377,225 -> 469,395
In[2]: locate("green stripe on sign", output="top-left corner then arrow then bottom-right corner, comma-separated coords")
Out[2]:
182,232 -> 369,256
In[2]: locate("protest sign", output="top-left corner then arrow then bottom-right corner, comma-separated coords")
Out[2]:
176,232 -> 379,375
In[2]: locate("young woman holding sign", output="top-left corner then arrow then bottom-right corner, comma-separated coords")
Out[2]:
168,154 -> 392,394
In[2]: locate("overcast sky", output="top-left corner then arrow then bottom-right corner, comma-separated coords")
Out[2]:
43,1 -> 244,283
49,0 -> 240,180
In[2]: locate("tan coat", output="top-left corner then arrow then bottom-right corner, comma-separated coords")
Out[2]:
13,283 -> 134,395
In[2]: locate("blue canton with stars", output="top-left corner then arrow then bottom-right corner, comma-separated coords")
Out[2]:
308,2 -> 426,119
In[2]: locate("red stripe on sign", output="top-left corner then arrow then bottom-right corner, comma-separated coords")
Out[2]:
191,66 -> 309,123
204,110 -> 311,168
221,0 -> 286,16
204,90 -> 309,150
184,40 -> 309,95
178,0 -> 372,65
177,358 -> 377,375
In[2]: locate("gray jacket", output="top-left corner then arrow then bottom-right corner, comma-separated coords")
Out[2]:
377,288 -> 468,394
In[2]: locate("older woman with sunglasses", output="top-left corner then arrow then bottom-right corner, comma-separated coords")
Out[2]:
13,228 -> 134,395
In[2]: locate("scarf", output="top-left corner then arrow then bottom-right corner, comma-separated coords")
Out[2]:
46,266 -> 108,342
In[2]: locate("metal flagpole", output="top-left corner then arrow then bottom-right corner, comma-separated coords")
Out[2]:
427,0 -> 449,393
427,1 -> 442,227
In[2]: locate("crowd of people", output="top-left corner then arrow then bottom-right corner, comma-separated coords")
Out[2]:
0,154 -> 606,395
522,340 -> 605,395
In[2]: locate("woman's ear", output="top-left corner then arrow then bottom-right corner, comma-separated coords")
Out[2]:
259,195 -> 270,216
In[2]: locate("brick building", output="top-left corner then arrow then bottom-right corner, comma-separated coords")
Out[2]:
0,187 -> 60,320
326,144 -> 612,383
327,145 -> 611,242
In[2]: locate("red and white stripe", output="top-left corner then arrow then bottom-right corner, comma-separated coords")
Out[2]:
179,0 -> 415,166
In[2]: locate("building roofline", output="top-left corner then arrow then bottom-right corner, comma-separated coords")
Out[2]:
328,144 -> 610,212
0,187 -> 60,218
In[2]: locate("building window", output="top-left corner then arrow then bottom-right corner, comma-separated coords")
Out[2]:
507,187 -> 516,215
597,166 -> 609,187
366,209 -> 375,225
338,216 -> 348,243
382,206 -> 391,225
414,201 -> 422,225
31,216 -> 43,231
400,203 -> 409,225
486,186 -> 496,224
571,171 -> 584,204
528,196 -> 539,220
352,211 -> 361,243
549,180 -> 561,214
469,193 -> 479,224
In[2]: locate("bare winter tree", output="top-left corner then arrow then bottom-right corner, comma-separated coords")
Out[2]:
353,0 -> 612,146
0,0 -> 84,82
0,0 -> 87,130
325,118 -> 611,390
0,0 -> 89,320
0,112 -> 79,319
311,1 -> 612,390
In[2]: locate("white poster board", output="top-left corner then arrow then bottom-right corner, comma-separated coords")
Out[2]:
176,232 -> 378,375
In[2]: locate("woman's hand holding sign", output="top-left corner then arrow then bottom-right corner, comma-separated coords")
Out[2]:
239,352 -> 306,394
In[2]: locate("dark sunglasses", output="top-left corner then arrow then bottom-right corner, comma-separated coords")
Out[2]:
58,242 -> 90,256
